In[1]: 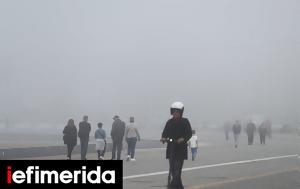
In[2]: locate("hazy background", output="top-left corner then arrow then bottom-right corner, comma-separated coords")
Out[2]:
0,0 -> 299,138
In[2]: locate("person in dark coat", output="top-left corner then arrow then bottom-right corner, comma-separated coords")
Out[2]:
78,115 -> 91,160
111,115 -> 126,160
161,102 -> 192,189
63,119 -> 77,160
246,121 -> 256,145
232,120 -> 241,148
259,123 -> 268,145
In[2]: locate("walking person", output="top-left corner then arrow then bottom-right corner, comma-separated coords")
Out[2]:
63,119 -> 77,160
111,115 -> 126,160
95,122 -> 106,160
188,130 -> 198,161
125,116 -> 141,161
259,123 -> 267,145
160,101 -> 192,189
232,120 -> 241,148
246,121 -> 256,145
78,115 -> 91,160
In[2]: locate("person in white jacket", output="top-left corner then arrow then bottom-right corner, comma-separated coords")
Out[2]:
188,130 -> 198,161
125,116 -> 140,161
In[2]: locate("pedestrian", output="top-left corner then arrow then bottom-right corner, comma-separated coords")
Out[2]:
111,115 -> 126,160
160,101 -> 192,189
95,122 -> 106,160
125,116 -> 141,161
246,121 -> 256,145
78,115 -> 91,160
232,120 -> 241,148
188,130 -> 198,161
259,123 -> 267,145
63,119 -> 77,160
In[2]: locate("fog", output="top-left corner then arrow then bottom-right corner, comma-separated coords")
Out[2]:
0,0 -> 299,138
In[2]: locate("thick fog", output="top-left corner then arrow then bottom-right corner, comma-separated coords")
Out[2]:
0,0 -> 299,137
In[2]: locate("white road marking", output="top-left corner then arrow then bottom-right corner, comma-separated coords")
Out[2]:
123,154 -> 299,180
131,143 -> 210,152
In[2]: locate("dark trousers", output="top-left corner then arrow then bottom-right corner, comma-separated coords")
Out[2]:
80,138 -> 89,160
112,140 -> 123,160
247,133 -> 254,145
260,134 -> 266,144
169,158 -> 184,189
126,137 -> 137,158
67,144 -> 75,159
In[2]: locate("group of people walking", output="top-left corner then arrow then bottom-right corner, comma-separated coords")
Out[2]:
225,119 -> 272,148
63,115 -> 140,160
62,102 -> 273,189
61,101 -> 202,189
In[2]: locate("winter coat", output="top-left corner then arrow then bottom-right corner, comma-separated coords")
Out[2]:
161,117 -> 192,160
259,125 -> 268,135
63,124 -> 77,146
232,124 -> 241,135
78,121 -> 91,140
246,123 -> 256,135
111,119 -> 126,142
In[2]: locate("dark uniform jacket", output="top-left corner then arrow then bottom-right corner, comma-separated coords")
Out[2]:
162,117 -> 192,160
63,125 -> 77,146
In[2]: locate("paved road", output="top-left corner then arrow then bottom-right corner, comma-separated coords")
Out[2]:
123,132 -> 300,189
10,131 -> 300,189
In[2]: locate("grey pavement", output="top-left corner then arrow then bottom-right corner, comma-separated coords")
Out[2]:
123,132 -> 300,189
4,131 -> 300,189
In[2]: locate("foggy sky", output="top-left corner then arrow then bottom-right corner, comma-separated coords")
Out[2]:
0,0 -> 299,131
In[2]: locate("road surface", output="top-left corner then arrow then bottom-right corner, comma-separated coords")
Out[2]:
10,131 -> 300,189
